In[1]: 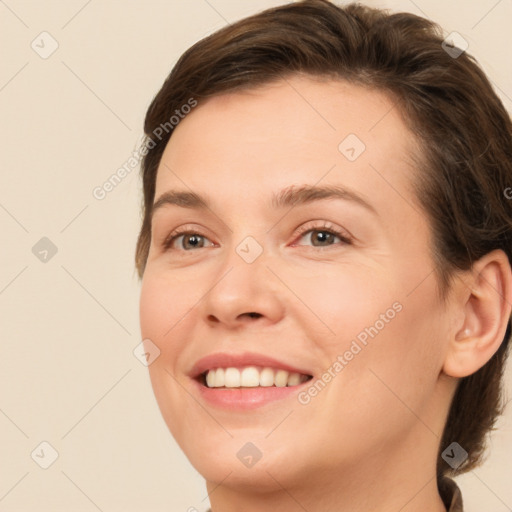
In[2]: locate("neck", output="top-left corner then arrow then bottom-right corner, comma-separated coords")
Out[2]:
207,475 -> 447,512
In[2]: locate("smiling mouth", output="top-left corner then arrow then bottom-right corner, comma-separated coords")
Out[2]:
199,366 -> 313,389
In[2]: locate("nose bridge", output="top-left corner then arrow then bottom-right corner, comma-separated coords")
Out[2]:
215,230 -> 269,300
217,212 -> 269,270
200,230 -> 284,325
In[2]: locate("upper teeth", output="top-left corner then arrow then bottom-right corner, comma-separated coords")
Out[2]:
204,366 -> 309,388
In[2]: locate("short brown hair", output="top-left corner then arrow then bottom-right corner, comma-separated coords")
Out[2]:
135,0 -> 512,477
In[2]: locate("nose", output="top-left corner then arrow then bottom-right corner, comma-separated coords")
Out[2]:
200,246 -> 286,329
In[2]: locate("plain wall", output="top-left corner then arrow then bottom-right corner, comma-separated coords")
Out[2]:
1,1 -> 511,511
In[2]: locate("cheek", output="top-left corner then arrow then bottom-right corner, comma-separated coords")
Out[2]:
325,278 -> 445,425
285,263 -> 400,347
139,272 -> 193,440
300,260 -> 444,403
139,269 -> 196,350
139,277 -> 168,340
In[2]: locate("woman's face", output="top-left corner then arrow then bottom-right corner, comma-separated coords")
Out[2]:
139,76 -> 456,490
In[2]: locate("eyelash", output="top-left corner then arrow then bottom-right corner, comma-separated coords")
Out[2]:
162,221 -> 353,252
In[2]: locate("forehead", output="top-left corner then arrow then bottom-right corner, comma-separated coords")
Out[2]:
154,76 -> 420,214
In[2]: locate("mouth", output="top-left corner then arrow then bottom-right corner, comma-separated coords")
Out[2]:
189,352 -> 314,409
198,366 -> 313,388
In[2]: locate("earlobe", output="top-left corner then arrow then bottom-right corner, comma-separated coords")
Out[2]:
443,250 -> 512,378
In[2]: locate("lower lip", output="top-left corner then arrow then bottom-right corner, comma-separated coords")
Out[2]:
193,378 -> 309,410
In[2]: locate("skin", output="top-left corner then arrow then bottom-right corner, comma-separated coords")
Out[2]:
139,75 -> 512,512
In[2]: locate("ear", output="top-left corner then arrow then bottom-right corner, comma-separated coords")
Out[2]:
443,249 -> 512,378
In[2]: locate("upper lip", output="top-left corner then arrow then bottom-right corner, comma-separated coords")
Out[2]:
189,352 -> 313,379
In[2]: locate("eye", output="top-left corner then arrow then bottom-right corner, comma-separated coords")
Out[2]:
293,222 -> 352,248
162,221 -> 352,253
163,229 -> 214,251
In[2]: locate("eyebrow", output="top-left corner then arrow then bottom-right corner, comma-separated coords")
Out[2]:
151,184 -> 377,216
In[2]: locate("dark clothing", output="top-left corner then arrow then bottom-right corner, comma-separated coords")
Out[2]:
440,476 -> 464,511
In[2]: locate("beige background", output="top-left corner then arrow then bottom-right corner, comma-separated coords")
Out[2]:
1,0 -> 511,511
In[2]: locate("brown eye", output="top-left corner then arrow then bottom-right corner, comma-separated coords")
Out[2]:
180,234 -> 206,250
306,230 -> 338,247
164,231 -> 213,251
294,225 -> 351,248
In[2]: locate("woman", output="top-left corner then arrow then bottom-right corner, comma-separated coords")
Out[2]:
135,1 -> 512,510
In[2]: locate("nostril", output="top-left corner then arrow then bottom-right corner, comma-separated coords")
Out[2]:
246,312 -> 261,319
